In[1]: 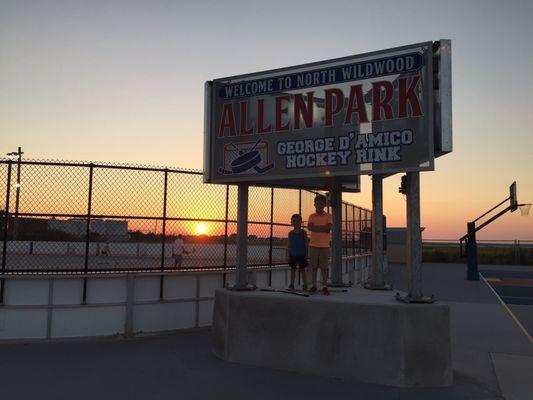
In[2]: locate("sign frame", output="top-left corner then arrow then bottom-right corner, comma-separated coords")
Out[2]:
204,41 -> 451,189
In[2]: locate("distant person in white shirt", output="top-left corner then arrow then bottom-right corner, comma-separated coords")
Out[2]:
172,234 -> 189,267
100,240 -> 110,257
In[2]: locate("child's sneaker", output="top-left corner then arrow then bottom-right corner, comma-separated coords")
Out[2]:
322,287 -> 330,296
287,285 -> 295,291
302,284 -> 308,291
308,286 -> 317,294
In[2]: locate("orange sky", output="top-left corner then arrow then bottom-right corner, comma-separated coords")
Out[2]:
1,1 -> 532,240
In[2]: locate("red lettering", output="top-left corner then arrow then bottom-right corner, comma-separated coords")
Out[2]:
344,84 -> 368,125
219,103 -> 236,137
325,89 -> 344,127
257,99 -> 272,133
275,95 -> 290,132
372,81 -> 394,121
239,101 -> 254,135
294,92 -> 314,129
398,76 -> 422,118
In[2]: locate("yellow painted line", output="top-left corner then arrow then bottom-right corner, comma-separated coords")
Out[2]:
480,273 -> 533,344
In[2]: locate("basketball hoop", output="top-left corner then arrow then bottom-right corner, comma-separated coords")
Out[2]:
519,203 -> 531,217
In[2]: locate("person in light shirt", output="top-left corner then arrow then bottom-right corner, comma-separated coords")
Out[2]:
172,234 -> 189,268
307,195 -> 332,295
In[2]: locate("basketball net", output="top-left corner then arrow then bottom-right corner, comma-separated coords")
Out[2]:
519,203 -> 531,217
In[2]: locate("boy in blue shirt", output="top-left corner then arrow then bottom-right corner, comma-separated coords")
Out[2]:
287,214 -> 308,291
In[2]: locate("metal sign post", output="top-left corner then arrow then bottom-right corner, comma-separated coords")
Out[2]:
406,172 -> 422,297
330,189 -> 344,286
364,175 -> 392,290
396,172 -> 434,303
372,175 -> 384,287
232,183 -> 255,290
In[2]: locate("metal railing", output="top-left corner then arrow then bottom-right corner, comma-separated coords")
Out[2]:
0,159 -> 373,278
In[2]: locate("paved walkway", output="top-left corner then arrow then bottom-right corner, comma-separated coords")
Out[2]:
0,263 -> 531,400
389,263 -> 533,400
481,268 -> 533,338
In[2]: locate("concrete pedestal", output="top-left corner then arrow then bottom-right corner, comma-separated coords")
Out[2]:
211,288 -> 452,388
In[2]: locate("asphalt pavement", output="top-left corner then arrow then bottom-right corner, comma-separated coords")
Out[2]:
0,262 -> 532,400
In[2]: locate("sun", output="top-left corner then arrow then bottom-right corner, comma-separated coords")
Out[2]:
195,223 -> 208,235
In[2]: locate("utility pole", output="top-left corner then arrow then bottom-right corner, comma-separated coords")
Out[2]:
6,147 -> 23,239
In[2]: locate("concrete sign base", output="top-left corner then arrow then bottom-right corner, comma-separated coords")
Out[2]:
211,287 -> 452,388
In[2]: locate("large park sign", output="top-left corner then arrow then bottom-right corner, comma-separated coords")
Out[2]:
204,41 -> 451,190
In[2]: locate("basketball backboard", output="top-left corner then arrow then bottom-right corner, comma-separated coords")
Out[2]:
510,181 -> 517,212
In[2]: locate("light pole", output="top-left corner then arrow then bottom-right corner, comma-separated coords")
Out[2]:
6,147 -> 23,239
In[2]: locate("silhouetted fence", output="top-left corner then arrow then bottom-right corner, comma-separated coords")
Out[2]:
0,159 -> 372,275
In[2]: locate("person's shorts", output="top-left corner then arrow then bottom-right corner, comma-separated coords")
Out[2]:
309,247 -> 330,269
289,256 -> 308,269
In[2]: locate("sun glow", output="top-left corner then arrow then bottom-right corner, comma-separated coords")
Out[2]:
195,223 -> 208,235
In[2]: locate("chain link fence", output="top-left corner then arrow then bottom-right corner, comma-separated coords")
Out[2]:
0,159 -> 372,275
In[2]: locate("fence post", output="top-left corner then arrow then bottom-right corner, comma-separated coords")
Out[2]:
159,169 -> 168,300
12,154 -> 22,240
349,206 -> 354,278
298,189 -> 302,286
1,161 -> 13,304
298,189 -> 302,216
160,170 -> 168,271
223,185 -> 229,287
352,205 -> 356,258
268,187 -> 274,286
344,202 -> 349,260
82,163 -> 94,304
358,208 -> 363,254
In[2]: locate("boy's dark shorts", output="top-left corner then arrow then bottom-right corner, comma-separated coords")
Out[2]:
289,256 -> 308,269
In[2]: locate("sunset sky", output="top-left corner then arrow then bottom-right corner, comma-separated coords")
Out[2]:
1,0 -> 532,240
